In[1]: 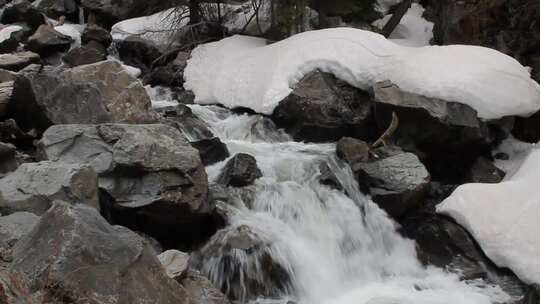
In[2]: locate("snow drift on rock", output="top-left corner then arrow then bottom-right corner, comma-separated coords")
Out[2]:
0,25 -> 22,44
437,147 -> 540,285
111,8 -> 182,44
184,28 -> 540,119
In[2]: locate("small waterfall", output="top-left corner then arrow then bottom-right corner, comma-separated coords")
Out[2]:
189,105 -> 512,304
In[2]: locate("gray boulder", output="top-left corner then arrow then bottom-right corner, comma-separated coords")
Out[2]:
217,153 -> 262,187
0,51 -> 40,71
11,61 -> 158,132
158,249 -> 190,280
272,70 -> 375,142
9,201 -> 190,304
371,81 -> 494,181
0,161 -> 99,215
26,25 -> 73,56
336,137 -> 370,168
62,41 -> 107,66
0,212 -> 39,257
39,124 -> 215,246
190,225 -> 292,301
356,146 -> 430,217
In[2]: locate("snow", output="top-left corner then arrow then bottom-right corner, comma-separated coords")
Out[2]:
184,28 -> 540,119
0,25 -> 22,44
54,24 -> 85,48
376,0 -> 402,13
492,136 -> 535,178
437,147 -> 540,285
111,8 -> 182,44
373,3 -> 434,47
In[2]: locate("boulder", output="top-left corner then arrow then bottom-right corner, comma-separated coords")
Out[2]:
272,70 -> 375,142
191,138 -> 230,166
10,61 -> 158,133
158,250 -> 189,280
34,0 -> 78,19
116,36 -> 163,74
157,104 -> 214,140
0,51 -> 40,71
144,51 -> 189,87
39,124 -> 219,248
0,161 -> 99,215
336,137 -> 370,168
0,25 -> 25,54
181,270 -> 232,304
217,153 -> 262,187
190,225 -> 292,301
81,24 -> 112,48
371,81 -> 493,181
356,146 -> 430,217
0,0 -> 47,30
0,212 -> 39,258
513,110 -> 540,143
9,201 -> 190,304
466,157 -> 505,184
62,41 -> 107,66
0,81 -> 13,117
26,25 -> 73,56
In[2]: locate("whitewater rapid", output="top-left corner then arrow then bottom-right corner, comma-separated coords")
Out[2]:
183,104 -> 510,304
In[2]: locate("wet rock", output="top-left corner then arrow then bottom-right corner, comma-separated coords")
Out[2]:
9,201 -> 190,304
26,25 -> 73,56
0,161 -> 99,215
0,51 -> 40,72
336,137 -> 370,168
34,0 -> 78,19
81,24 -> 112,48
318,162 -> 343,191
144,51 -> 189,87
0,0 -> 47,30
217,153 -> 262,187
158,250 -> 189,280
190,225 -> 292,301
181,269 -> 232,304
371,81 -> 492,182
157,104 -> 214,140
39,124 -> 219,248
356,146 -> 430,217
10,61 -> 158,133
0,212 -> 39,259
62,41 -> 107,66
116,36 -> 163,75
466,157 -> 505,184
272,70 -> 375,142
191,138 -> 230,166
513,110 -> 540,143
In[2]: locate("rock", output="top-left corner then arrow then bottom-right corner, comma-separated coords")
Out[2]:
26,25 -> 73,56
371,81 -> 492,181
0,161 -> 99,215
513,110 -> 540,143
217,153 -> 262,187
81,24 -> 112,48
157,104 -> 214,140
116,36 -> 163,74
318,162 -> 343,191
158,250 -> 189,280
336,137 -> 370,168
0,142 -> 19,176
0,69 -> 17,83
144,51 -> 189,87
0,51 -> 40,71
190,225 -> 292,301
191,138 -> 230,166
62,41 -> 107,66
10,61 -> 158,133
80,0 -> 171,28
0,118 -> 36,146
0,25 -> 24,54
356,146 -> 430,217
0,0 -> 47,30
0,81 -> 13,117
272,70 -> 375,142
34,0 -> 78,19
466,157 -> 505,184
9,201 -> 190,304
39,124 -> 219,248
181,270 -> 232,304
0,212 -> 39,258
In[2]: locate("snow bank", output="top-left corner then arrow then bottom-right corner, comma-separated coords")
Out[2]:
0,25 -> 22,44
184,28 -> 540,118
437,147 -> 540,285
111,8 -> 182,44
373,3 -> 434,47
